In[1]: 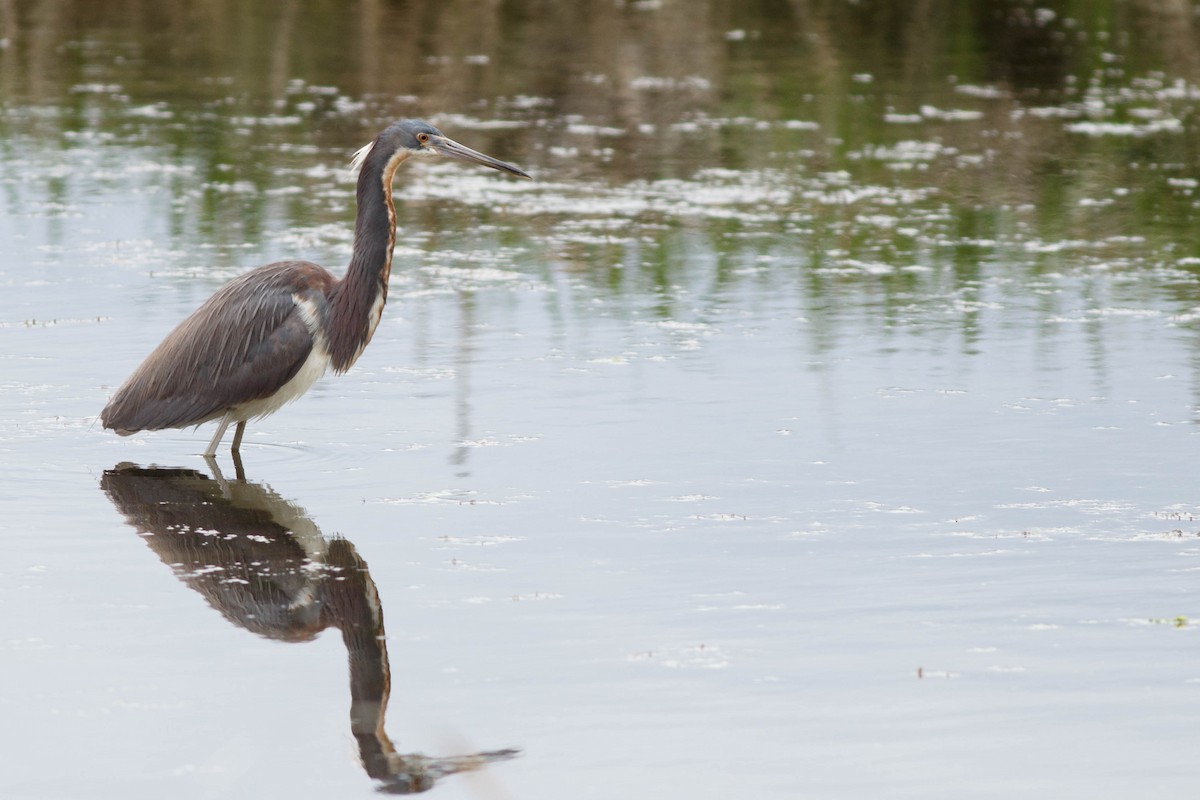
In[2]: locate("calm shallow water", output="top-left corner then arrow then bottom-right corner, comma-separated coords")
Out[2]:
5,2 -> 1200,798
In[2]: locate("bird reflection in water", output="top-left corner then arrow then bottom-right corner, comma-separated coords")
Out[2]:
100,459 -> 517,794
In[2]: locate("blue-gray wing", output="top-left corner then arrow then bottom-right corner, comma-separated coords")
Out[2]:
101,261 -> 335,434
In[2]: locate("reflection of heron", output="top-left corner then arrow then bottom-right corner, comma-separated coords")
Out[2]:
100,120 -> 529,456
100,461 -> 517,794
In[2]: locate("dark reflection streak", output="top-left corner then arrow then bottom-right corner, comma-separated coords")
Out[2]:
451,290 -> 476,477
99,462 -> 517,794
28,0 -> 64,103
1081,274 -> 1111,400
267,0 -> 297,101
358,0 -> 382,96
0,0 -> 17,99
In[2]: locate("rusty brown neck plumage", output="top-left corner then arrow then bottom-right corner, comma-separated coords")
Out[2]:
326,148 -> 408,372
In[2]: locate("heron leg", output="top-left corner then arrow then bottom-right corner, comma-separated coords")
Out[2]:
231,420 -> 246,453
204,413 -> 232,458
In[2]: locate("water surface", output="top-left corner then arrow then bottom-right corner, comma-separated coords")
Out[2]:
4,2 -> 1200,798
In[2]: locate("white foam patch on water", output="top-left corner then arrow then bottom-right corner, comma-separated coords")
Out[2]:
629,75 -> 712,92
376,489 -> 493,505
955,84 -> 1006,99
863,502 -> 925,514
1065,118 -> 1183,136
420,265 -> 525,282
920,105 -> 984,121
436,535 -> 524,547
379,366 -> 456,380
627,644 -> 730,669
430,113 -> 531,130
456,434 -> 542,448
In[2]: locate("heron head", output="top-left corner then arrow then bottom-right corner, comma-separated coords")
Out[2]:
353,119 -> 530,180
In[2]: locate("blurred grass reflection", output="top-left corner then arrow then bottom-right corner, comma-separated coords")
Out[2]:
4,0 -> 1200,317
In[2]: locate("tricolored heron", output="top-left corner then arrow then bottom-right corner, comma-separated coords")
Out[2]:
100,120 -> 529,456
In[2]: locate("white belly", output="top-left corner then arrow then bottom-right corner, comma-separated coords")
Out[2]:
231,293 -> 331,422
232,343 -> 330,423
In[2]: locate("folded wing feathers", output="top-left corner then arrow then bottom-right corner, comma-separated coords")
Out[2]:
101,262 -> 333,433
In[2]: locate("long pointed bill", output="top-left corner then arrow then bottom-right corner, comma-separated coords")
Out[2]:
430,135 -> 531,179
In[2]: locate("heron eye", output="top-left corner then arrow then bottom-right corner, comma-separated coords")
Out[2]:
416,132 -> 430,145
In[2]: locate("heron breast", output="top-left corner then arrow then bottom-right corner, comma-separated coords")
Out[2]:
231,293 -> 332,422
232,338 -> 330,422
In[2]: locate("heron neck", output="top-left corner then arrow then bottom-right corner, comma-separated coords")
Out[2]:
329,152 -> 407,371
